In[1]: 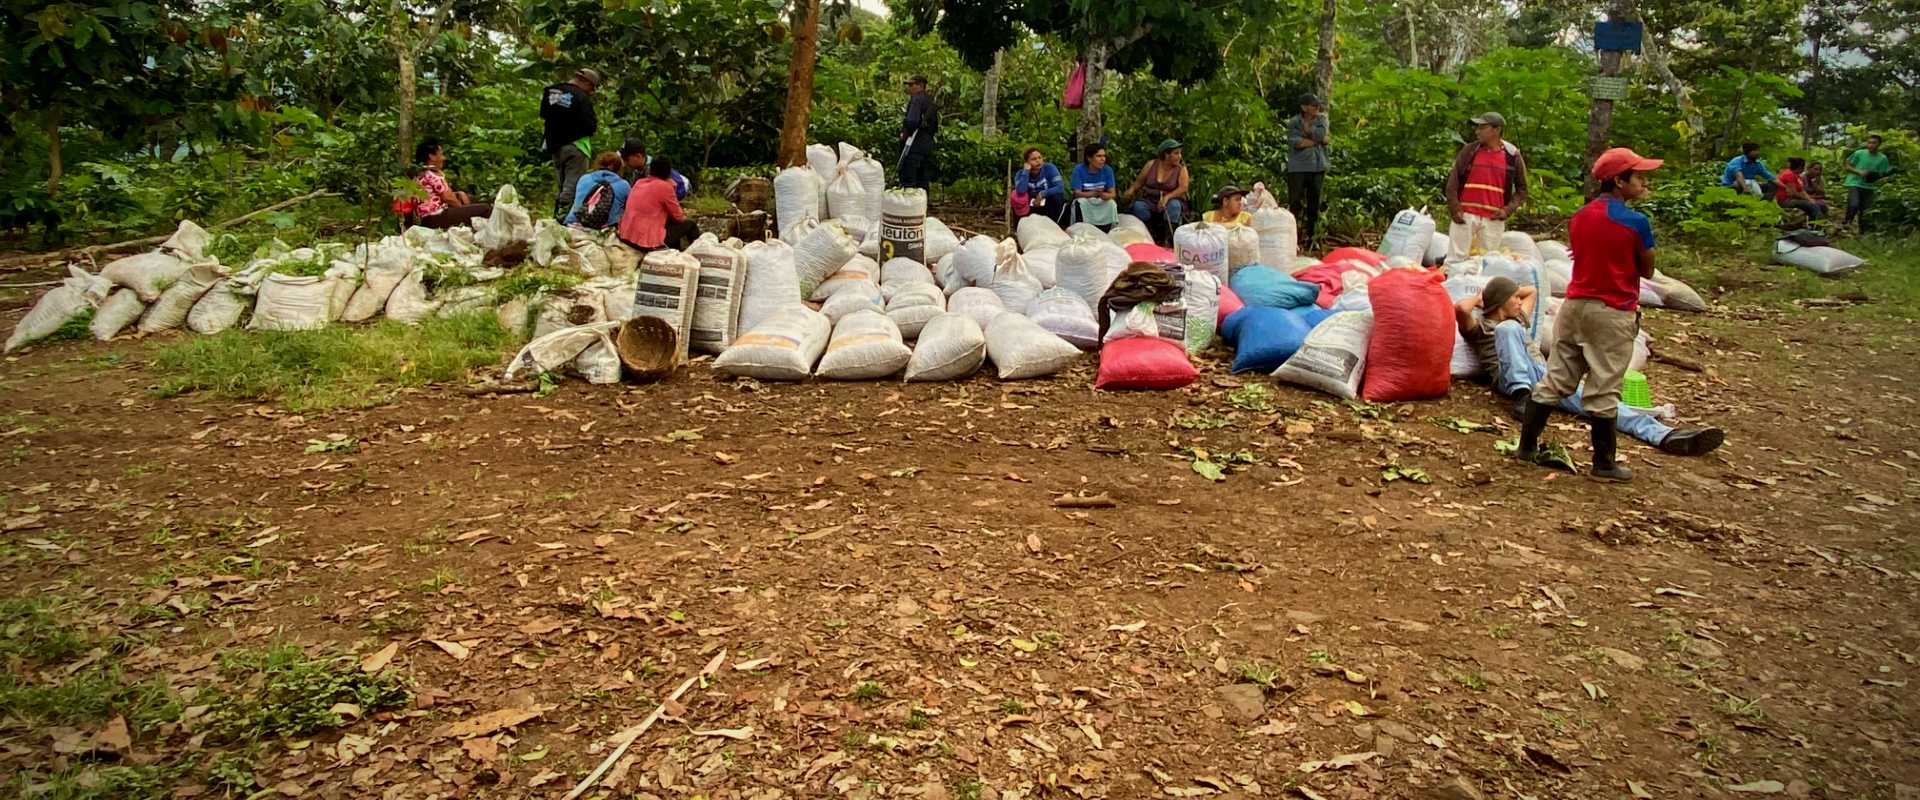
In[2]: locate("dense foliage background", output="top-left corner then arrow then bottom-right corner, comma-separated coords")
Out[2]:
2,0 -> 1914,247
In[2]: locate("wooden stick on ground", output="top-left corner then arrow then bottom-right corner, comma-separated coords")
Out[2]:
560,650 -> 727,800
0,189 -> 341,271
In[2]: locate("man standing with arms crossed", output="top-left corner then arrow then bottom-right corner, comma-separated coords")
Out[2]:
1284,94 -> 1329,248
1516,147 -> 1669,482
1444,112 -> 1529,261
541,68 -> 602,220
898,75 -> 938,189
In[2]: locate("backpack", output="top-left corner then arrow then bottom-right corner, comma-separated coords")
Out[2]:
578,182 -> 614,228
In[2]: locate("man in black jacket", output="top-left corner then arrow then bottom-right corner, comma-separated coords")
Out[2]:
541,68 -> 601,219
897,75 -> 937,189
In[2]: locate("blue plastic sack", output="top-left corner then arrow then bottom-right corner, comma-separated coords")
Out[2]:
1220,306 -> 1253,349
1298,305 -> 1333,330
1229,265 -> 1322,310
1230,306 -> 1313,374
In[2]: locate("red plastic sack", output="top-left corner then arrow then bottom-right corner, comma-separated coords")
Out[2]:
1361,268 -> 1451,402
1217,285 -> 1244,327
1063,61 -> 1087,109
1323,247 -> 1386,268
1290,262 -> 1347,308
1124,243 -> 1176,265
1095,336 -> 1196,390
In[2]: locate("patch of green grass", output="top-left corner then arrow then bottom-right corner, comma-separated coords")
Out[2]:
851,681 -> 886,702
205,750 -> 259,796
42,308 -> 96,345
416,566 -> 460,594
1172,411 -> 1231,430
1452,671 -> 1488,691
202,645 -> 410,741
1236,662 -> 1282,690
491,266 -> 583,303
951,778 -> 985,800
5,761 -> 194,800
684,191 -> 734,217
0,668 -> 183,733
1662,235 -> 1920,321
1488,624 -> 1514,640
905,707 -> 931,730
1226,384 -> 1274,412
998,697 -> 1027,716
0,597 -> 95,663
150,312 -> 513,411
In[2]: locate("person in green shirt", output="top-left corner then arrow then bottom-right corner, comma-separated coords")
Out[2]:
1843,134 -> 1893,233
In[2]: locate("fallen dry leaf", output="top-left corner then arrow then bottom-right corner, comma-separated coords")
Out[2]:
360,642 -> 400,674
1107,621 -> 1147,633
1298,751 -> 1380,773
693,726 -> 753,740
1727,780 -> 1785,794
93,716 -> 131,753
462,737 -> 499,763
429,640 -> 471,660
434,706 -> 550,740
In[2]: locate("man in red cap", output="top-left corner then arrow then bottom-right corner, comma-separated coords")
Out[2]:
1516,147 -> 1683,481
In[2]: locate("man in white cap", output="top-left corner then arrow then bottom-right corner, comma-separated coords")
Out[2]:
541,67 -> 602,219
1443,111 -> 1529,261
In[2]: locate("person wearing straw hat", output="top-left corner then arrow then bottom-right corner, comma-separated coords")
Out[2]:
541,67 -> 602,219
1126,139 -> 1190,245
1443,111 -> 1529,261
898,75 -> 938,189
1461,276 -> 1723,457
1516,147 -> 1723,481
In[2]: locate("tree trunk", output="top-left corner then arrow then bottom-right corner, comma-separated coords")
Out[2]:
390,0 -> 415,168
1714,71 -> 1751,156
1801,31 -> 1822,148
1642,33 -> 1705,155
981,48 -> 1003,139
776,0 -> 822,168
1404,1 -> 1420,71
1075,40 -> 1110,151
1313,0 -> 1337,103
1581,0 -> 1633,196
45,110 -> 62,197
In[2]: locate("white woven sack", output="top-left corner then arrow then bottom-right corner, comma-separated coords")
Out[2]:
884,282 -> 944,339
342,240 -> 413,322
816,309 -> 911,380
572,329 -> 622,384
475,185 -> 534,251
879,257 -> 937,301
139,260 -> 226,333
880,189 -> 928,265
187,281 -> 249,334
159,219 -> 210,258
1380,207 -> 1437,265
1016,214 -> 1070,252
1499,231 -> 1541,262
989,243 -> 1042,313
102,250 -> 188,302
1273,311 -> 1373,399
1173,221 -> 1229,287
384,268 -> 440,324
504,320 -> 619,380
774,167 -> 823,240
739,240 -> 800,335
1226,225 -> 1260,275
634,250 -> 700,363
806,143 -> 839,202
812,254 -> 879,302
1026,288 -> 1098,351
5,267 -> 108,353
249,273 -> 334,331
924,216 -> 959,263
91,289 -> 146,340
1055,236 -> 1109,312
951,236 -> 997,291
792,221 -> 857,299
850,156 -> 886,223
1536,240 -> 1570,263
1252,206 -> 1298,269
905,313 -> 987,382
713,304 -> 830,381
826,167 -> 869,221
986,312 -> 1081,380
1066,222 -> 1110,242
1425,233 -> 1451,266
820,279 -> 884,323
948,287 -> 1005,331
1024,248 -> 1059,289
1772,240 -> 1863,275
687,235 -> 748,354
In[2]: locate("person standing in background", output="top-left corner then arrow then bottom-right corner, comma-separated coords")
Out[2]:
1284,94 -> 1330,248
541,68 -> 601,219
1444,111 -> 1529,261
1843,134 -> 1892,234
898,75 -> 938,189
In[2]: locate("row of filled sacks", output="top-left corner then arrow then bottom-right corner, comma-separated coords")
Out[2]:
1013,204 -> 1304,279
771,142 -> 888,238
712,304 -> 1083,382
1219,269 -> 1456,403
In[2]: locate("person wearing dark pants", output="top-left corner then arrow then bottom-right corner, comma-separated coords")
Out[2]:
1518,148 -> 1668,482
897,75 -> 937,189
1843,134 -> 1891,233
1284,94 -> 1329,248
408,138 -> 494,230
1774,157 -> 1824,221
617,156 -> 698,253
541,68 -> 601,220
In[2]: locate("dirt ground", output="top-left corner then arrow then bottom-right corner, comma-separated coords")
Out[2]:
2,259 -> 1918,800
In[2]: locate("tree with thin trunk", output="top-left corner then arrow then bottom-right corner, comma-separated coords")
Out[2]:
1314,0 -> 1337,104
389,0 -> 456,168
776,0 -> 823,167
1581,0 -> 1634,195
981,49 -> 1003,139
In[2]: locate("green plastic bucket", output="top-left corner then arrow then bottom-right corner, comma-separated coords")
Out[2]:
1620,369 -> 1653,409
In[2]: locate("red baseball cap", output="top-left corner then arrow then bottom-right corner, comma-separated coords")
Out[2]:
1592,147 -> 1664,181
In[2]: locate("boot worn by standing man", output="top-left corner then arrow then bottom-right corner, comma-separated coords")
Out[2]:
1517,148 -> 1670,482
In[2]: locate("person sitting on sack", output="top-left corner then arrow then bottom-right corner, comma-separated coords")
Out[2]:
1012,147 -> 1070,227
1444,112 -> 1529,261
1126,139 -> 1191,244
616,155 -> 699,253
1202,185 -> 1252,226
1515,147 -> 1723,481
408,138 -> 493,229
1457,276 -> 1724,460
564,152 -> 630,229
1071,144 -> 1119,231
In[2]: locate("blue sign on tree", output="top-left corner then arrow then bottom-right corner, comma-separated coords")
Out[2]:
1595,21 -> 1644,53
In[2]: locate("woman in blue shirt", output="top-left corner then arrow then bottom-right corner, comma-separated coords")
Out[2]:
1013,148 -> 1070,227
565,152 -> 630,229
1070,144 -> 1119,231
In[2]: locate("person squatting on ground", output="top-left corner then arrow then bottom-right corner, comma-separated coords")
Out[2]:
1516,147 -> 1725,481
564,151 -> 629,230
617,155 -> 699,253
1458,276 -> 1724,460
541,68 -> 601,220
1012,148 -> 1070,228
1284,94 -> 1330,247
1126,139 -> 1190,245
409,139 -> 493,229
897,75 -> 938,189
1444,112 -> 1530,260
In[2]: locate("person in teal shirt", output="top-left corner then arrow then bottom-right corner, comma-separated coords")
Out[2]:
1843,134 -> 1893,233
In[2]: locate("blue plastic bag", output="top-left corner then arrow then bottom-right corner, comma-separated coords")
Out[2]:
1230,306 -> 1313,374
1229,265 -> 1322,310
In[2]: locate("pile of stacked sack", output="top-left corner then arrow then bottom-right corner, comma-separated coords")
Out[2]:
4,186 -> 646,356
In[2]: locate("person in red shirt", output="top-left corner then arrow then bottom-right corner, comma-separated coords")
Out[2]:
1443,112 -> 1530,261
1516,147 -> 1680,482
1774,157 -> 1825,220
616,156 -> 699,252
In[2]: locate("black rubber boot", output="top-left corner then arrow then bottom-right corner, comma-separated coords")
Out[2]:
1658,427 -> 1725,456
1589,417 -> 1633,481
1516,399 -> 1553,459
1508,389 -> 1532,422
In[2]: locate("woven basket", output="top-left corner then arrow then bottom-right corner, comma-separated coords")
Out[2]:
727,210 -> 769,243
727,177 -> 773,214
615,317 -> 678,381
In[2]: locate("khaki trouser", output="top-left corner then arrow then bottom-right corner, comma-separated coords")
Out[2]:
1447,213 -> 1504,261
1529,298 -> 1638,419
